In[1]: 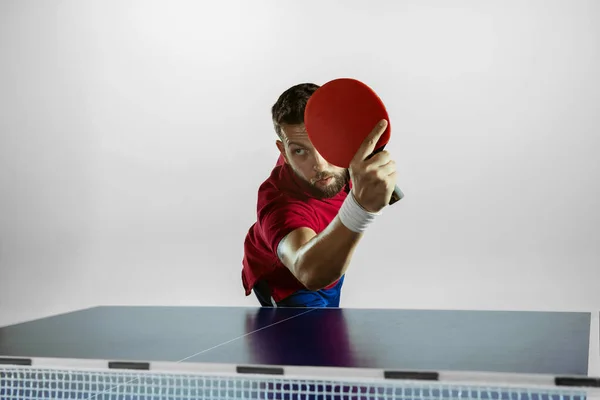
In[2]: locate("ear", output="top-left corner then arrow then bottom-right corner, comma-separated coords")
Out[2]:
276,140 -> 289,164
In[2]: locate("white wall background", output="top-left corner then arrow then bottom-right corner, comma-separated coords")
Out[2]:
1,0 -> 599,327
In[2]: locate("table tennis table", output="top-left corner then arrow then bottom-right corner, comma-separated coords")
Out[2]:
1,306 -> 599,399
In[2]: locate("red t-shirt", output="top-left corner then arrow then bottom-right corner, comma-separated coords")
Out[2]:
241,155 -> 350,302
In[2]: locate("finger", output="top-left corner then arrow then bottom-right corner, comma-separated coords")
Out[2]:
374,160 -> 396,178
386,171 -> 398,189
352,119 -> 388,163
364,150 -> 391,169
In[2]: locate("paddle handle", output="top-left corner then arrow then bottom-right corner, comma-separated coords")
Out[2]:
389,185 -> 404,205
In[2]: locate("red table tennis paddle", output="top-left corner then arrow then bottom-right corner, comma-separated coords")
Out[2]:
304,78 -> 404,205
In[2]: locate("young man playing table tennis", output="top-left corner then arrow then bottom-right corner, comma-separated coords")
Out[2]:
241,83 -> 398,308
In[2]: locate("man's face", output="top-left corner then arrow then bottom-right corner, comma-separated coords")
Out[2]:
276,123 -> 348,199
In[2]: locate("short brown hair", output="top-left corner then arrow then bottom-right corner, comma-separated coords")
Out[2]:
271,83 -> 320,138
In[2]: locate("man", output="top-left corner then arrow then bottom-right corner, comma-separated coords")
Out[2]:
241,83 -> 398,308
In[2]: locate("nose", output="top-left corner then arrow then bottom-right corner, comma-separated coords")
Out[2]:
312,151 -> 329,170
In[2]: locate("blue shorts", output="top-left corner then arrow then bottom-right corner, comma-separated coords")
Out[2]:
253,275 -> 345,308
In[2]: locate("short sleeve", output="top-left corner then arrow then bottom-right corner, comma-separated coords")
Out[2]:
260,200 -> 318,257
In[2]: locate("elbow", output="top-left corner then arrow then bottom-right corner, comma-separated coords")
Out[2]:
294,257 -> 341,292
294,263 -> 318,291
300,276 -> 324,292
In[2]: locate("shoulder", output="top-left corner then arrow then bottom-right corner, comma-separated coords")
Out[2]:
257,163 -> 315,217
254,165 -> 319,244
258,189 -> 315,229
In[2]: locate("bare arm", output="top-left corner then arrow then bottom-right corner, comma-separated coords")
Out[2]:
277,217 -> 363,291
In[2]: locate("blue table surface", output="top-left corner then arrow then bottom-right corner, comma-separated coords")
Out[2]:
0,306 -> 593,376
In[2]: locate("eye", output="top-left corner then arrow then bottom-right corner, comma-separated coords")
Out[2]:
293,148 -> 306,155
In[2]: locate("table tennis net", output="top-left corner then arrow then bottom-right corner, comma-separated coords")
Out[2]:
0,366 -> 593,400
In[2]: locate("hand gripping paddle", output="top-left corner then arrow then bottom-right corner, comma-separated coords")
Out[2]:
304,78 -> 404,205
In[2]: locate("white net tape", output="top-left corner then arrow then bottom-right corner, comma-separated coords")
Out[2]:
0,366 -> 591,400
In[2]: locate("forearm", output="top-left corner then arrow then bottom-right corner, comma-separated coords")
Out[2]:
294,217 -> 363,290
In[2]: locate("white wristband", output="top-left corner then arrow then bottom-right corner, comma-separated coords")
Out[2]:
338,191 -> 380,233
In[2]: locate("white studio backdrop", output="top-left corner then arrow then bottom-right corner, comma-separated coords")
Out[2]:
0,0 -> 598,327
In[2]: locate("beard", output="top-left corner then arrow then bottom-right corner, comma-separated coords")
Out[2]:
293,168 -> 349,199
